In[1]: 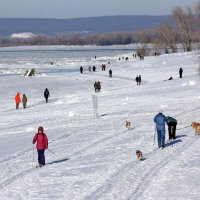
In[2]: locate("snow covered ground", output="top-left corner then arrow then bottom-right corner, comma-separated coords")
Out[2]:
0,46 -> 200,200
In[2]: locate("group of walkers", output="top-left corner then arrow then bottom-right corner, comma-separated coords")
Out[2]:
15,88 -> 50,109
154,111 -> 177,149
15,93 -> 27,109
94,81 -> 101,92
80,64 -> 112,78
80,65 -> 96,73
101,64 -> 106,71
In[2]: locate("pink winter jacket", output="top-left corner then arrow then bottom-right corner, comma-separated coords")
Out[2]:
32,132 -> 48,150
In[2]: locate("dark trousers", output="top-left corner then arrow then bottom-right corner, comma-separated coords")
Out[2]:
37,149 -> 45,165
23,103 -> 27,108
179,73 -> 182,78
168,122 -> 177,140
16,103 -> 19,109
45,97 -> 48,103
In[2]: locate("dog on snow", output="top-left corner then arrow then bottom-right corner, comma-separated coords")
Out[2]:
125,120 -> 131,130
191,122 -> 200,135
136,150 -> 143,161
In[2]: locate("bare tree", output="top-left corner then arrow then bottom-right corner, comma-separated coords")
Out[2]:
134,30 -> 150,57
172,6 -> 194,52
154,20 -> 178,53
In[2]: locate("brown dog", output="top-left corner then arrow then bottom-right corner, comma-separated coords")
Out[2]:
191,122 -> 200,135
136,150 -> 143,161
125,120 -> 131,130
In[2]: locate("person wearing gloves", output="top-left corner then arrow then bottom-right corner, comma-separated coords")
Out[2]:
32,126 -> 48,167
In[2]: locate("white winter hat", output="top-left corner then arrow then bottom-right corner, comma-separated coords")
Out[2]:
159,109 -> 163,113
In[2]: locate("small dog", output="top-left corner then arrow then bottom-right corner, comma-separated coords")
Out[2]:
191,122 -> 200,135
136,150 -> 143,161
125,120 -> 131,130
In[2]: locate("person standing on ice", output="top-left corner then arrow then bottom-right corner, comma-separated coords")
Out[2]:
22,94 -> 27,109
109,69 -> 112,77
15,92 -> 21,109
32,126 -> 48,167
179,67 -> 183,78
44,88 -> 50,103
80,66 -> 83,74
154,110 -> 167,149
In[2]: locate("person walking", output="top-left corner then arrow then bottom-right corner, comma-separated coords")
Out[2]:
167,116 -> 177,140
15,92 -> 21,109
22,94 -> 27,109
32,126 -> 48,167
179,67 -> 183,78
97,81 -> 101,92
109,69 -> 112,77
80,66 -> 83,74
135,75 -> 139,85
44,88 -> 50,103
138,75 -> 141,85
154,111 -> 167,148
94,81 -> 98,93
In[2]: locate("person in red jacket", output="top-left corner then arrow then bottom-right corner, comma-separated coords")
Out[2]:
15,92 -> 21,109
32,126 -> 48,167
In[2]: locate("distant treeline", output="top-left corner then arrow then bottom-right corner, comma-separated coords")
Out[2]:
0,31 -> 145,46
1,1 -> 200,54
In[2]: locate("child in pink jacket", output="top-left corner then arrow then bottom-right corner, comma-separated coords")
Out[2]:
32,126 -> 48,167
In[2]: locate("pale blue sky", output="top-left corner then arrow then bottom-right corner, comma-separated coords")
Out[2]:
0,0 -> 199,19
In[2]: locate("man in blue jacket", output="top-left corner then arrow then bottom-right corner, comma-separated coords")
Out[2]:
154,111 -> 167,148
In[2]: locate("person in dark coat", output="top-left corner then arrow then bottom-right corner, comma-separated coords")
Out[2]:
93,66 -> 96,72
138,75 -> 141,85
154,111 -> 167,148
44,88 -> 50,103
94,81 -> 98,93
135,75 -> 139,85
80,66 -> 83,74
22,94 -> 27,108
97,81 -> 101,92
167,116 -> 177,140
109,69 -> 112,77
179,67 -> 183,78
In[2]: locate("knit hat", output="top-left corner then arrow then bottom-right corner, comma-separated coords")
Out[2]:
38,126 -> 44,133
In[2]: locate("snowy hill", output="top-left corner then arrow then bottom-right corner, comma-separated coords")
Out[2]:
0,16 -> 172,36
0,47 -> 200,199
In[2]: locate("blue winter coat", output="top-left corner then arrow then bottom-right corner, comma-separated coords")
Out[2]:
154,113 -> 167,131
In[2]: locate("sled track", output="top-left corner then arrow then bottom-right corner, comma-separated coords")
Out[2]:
0,115 -> 60,132
128,136 -> 198,200
85,147 -> 159,200
69,129 -> 127,158
86,136 -> 197,200
0,167 -> 35,189
0,126 -> 128,189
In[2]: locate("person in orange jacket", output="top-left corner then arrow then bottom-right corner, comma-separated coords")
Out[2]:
32,126 -> 48,167
15,92 -> 21,109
